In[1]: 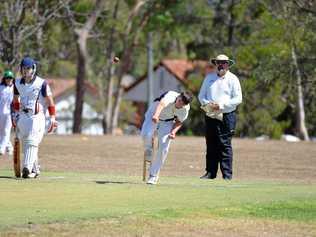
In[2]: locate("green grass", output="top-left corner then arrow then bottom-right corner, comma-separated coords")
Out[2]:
0,169 -> 315,235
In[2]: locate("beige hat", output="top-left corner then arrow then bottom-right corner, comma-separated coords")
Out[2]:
210,54 -> 235,66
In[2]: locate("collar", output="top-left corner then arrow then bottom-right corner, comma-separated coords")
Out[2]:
20,76 -> 36,85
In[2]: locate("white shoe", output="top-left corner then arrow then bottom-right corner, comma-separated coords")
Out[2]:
147,175 -> 158,185
6,147 -> 13,156
28,173 -> 39,178
144,149 -> 153,162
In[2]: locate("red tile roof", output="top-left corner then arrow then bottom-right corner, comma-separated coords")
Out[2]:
47,78 -> 99,99
125,59 -> 212,92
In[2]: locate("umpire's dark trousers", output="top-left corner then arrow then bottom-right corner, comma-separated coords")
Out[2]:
204,111 -> 236,179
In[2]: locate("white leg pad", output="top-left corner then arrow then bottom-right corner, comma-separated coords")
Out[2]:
23,143 -> 38,172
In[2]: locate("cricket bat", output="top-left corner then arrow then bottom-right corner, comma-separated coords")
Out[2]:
13,132 -> 21,178
142,138 -> 154,182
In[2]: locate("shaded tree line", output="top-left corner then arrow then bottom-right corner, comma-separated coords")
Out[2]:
0,0 -> 315,139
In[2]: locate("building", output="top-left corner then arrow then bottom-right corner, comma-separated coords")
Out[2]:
47,78 -> 103,135
124,59 -> 211,127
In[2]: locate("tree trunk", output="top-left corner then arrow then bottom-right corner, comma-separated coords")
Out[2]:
73,34 -> 87,133
291,46 -> 309,141
147,31 -> 154,105
70,0 -> 103,134
103,0 -> 120,134
110,1 -> 149,134
227,0 -> 236,46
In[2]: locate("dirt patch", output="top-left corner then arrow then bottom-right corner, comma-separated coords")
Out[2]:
1,135 -> 315,183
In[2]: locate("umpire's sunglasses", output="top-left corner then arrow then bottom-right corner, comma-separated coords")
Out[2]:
215,60 -> 229,65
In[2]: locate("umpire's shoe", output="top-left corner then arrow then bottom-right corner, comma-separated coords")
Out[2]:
22,167 -> 30,179
200,172 -> 215,179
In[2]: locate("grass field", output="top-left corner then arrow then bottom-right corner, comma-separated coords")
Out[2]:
0,135 -> 315,236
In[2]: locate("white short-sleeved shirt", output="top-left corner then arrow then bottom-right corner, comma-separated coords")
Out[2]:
0,84 -> 14,114
14,76 -> 52,114
158,91 -> 190,123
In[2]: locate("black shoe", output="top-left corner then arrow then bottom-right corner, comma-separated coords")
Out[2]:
22,167 -> 30,179
200,172 -> 215,179
223,176 -> 232,181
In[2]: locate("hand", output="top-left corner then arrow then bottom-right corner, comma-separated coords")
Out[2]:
11,112 -> 19,128
152,115 -> 159,123
169,132 -> 176,139
209,102 -> 220,112
47,117 -> 58,134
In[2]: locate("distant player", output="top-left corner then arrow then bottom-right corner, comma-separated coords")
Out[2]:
141,91 -> 193,185
12,57 -> 58,178
0,70 -> 15,156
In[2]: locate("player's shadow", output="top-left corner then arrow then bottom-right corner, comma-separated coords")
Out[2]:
0,176 -> 18,179
95,180 -> 136,185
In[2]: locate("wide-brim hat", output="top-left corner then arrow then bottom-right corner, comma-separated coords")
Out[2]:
210,54 -> 235,66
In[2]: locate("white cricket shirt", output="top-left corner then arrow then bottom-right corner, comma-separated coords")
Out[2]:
159,91 -> 190,123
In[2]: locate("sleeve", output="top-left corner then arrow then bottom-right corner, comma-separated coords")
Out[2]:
198,76 -> 210,105
160,91 -> 178,106
41,80 -> 52,97
218,76 -> 242,111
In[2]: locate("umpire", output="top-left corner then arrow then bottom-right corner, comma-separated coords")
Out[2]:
198,54 -> 242,180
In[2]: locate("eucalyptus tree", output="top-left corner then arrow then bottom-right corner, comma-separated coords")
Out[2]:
0,0 -> 68,67
64,0 -> 105,134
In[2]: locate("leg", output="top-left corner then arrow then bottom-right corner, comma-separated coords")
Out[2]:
148,121 -> 173,184
218,112 -> 236,180
18,113 -> 45,178
0,114 -> 10,155
22,142 -> 38,178
204,116 -> 220,179
141,103 -> 158,162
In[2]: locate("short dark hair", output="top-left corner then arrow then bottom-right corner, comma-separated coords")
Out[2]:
180,91 -> 193,105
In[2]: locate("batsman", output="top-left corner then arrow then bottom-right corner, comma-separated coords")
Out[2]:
12,57 -> 57,178
141,91 -> 193,185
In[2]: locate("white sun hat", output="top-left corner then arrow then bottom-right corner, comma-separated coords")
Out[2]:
210,54 -> 235,66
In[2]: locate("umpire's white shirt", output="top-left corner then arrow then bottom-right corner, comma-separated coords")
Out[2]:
198,71 -> 242,113
159,91 -> 190,122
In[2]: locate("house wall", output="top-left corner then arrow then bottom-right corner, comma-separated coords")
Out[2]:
55,94 -> 103,135
124,66 -> 185,102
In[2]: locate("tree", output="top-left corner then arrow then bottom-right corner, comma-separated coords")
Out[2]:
65,0 -> 104,134
0,0 -> 67,67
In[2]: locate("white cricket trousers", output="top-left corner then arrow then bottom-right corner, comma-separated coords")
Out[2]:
17,112 -> 45,173
0,113 -> 12,154
141,102 -> 174,179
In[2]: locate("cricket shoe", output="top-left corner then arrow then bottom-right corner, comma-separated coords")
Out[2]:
22,167 -> 30,179
147,175 -> 158,185
28,172 -> 39,178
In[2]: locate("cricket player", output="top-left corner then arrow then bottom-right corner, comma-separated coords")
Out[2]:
0,70 -> 14,156
12,57 -> 57,178
141,91 -> 193,185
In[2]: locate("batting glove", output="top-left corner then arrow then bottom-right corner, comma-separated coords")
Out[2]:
11,112 -> 19,128
47,117 -> 58,134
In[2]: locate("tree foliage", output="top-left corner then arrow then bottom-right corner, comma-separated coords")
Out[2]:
0,0 -> 315,137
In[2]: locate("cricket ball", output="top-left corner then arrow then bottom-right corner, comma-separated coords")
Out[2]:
113,56 -> 120,63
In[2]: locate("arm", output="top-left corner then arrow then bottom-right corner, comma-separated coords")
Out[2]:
45,95 -> 57,133
11,95 -> 20,128
218,77 -> 242,111
45,96 -> 56,117
198,76 -> 210,106
169,119 -> 182,139
152,101 -> 166,123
